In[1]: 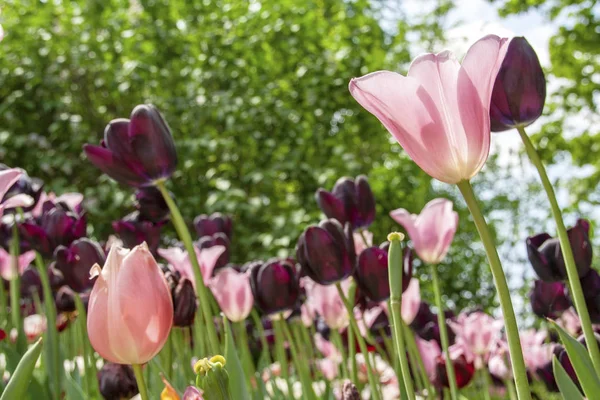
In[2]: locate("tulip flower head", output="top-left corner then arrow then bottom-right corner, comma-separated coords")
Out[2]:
87,243 -> 173,364
84,104 -> 178,187
449,311 -> 504,369
304,278 -> 349,330
158,245 -> 225,290
529,280 -> 570,319
51,238 -> 105,293
195,233 -> 230,271
0,168 -> 33,217
249,258 -> 300,316
134,186 -> 169,223
390,198 -> 458,264
350,35 -> 509,184
0,165 -> 41,213
172,278 -> 197,327
208,267 -> 254,322
580,269 -> 600,323
194,212 -> 233,240
316,175 -> 376,230
113,212 -> 165,256
98,363 -> 139,400
0,248 -> 35,281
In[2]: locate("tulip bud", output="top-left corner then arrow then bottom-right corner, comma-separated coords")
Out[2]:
316,175 -> 375,230
527,219 -> 593,282
173,278 -> 197,327
529,280 -> 570,319
296,219 -> 356,285
194,233 -> 230,271
194,355 -> 230,399
490,37 -> 546,132
52,238 -> 105,292
249,258 -> 300,316
113,212 -> 165,256
356,244 -> 412,302
580,269 -> 600,323
84,104 -> 178,187
135,186 -> 169,223
87,243 -> 173,364
208,267 -> 254,322
194,213 -> 233,240
98,362 -> 139,400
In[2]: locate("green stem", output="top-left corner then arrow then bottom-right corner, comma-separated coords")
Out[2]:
9,223 -> 25,354
156,180 -> 220,352
346,296 -> 359,386
164,333 -> 173,380
480,368 -> 491,400
0,275 -> 7,328
330,328 -> 349,380
132,364 -> 150,400
234,321 -> 255,392
403,323 -> 434,399
429,264 -> 458,400
456,180 -> 531,400
517,126 -> 600,375
272,318 -> 293,396
280,319 -> 317,400
359,229 -> 370,248
507,379 -> 518,400
75,294 -> 99,397
335,281 -> 382,400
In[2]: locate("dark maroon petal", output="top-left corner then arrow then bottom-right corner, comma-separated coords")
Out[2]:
332,177 -> 359,226
355,175 -> 376,228
434,355 -> 475,389
535,362 -> 558,392
567,219 -> 593,278
526,234 -> 563,281
19,222 -> 51,256
84,144 -> 148,187
580,269 -> 600,323
301,225 -> 351,284
251,259 -> 300,315
172,278 -> 197,327
316,189 -> 348,225
98,363 -> 139,400
356,247 -> 390,302
194,233 -> 230,270
55,285 -> 76,313
53,238 -> 104,292
529,280 -> 570,319
113,212 -> 163,255
20,266 -> 42,300
410,301 -> 436,332
134,187 -> 169,222
558,349 -> 581,392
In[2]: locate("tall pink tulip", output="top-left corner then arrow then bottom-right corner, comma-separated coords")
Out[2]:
349,35 -> 509,184
304,279 -> 349,330
87,243 -> 173,365
208,267 -> 254,322
390,199 -> 458,264
158,245 -> 225,289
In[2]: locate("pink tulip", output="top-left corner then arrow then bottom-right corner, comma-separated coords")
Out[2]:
0,168 -> 33,216
519,329 -> 554,375
0,249 -> 36,280
305,278 -> 350,330
208,268 -> 254,322
32,191 -> 84,217
390,198 -> 458,264
380,277 -> 421,324
158,245 -> 225,290
416,336 -> 441,382
488,342 -> 512,380
349,35 -> 509,184
87,243 -> 173,365
23,314 -> 46,341
449,311 -> 504,369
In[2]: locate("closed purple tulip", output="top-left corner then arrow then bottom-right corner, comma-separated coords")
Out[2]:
249,258 -> 300,316
55,285 -> 76,313
557,334 -> 600,392
194,233 -> 230,271
296,219 -> 356,285
194,212 -> 233,239
134,186 -> 169,222
527,219 -> 592,282
98,363 -> 139,400
529,280 -> 570,319
84,104 -> 177,187
20,266 -> 42,302
19,207 -> 86,257
50,238 -> 105,293
112,212 -> 165,255
354,245 -> 412,302
580,269 -> 600,323
410,301 -> 437,332
316,175 -> 375,230
490,37 -> 546,132
172,277 -> 197,327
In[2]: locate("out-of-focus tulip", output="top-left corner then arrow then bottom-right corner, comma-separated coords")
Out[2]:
0,248 -> 35,281
490,37 -> 546,132
350,35 -> 509,184
32,191 -> 84,217
434,354 -> 475,389
296,219 -> 355,285
23,314 -> 46,341
341,381 -> 361,400
449,311 -> 503,369
134,187 -> 169,223
98,363 -> 139,400
488,342 -> 512,380
0,165 -> 42,212
401,278 -> 421,325
113,212 -> 165,256
158,245 -> 225,290
87,243 -> 173,364
249,258 -> 300,316
580,269 -> 600,323
84,104 -> 178,187
55,285 -> 77,313
0,168 -> 33,217
182,387 -> 203,400
390,199 -> 458,264
536,360 -> 559,392
529,280 -> 570,319
416,336 -> 441,382
194,213 -> 233,240
526,219 -> 592,281
208,267 -> 254,322
19,207 -> 86,257
411,301 -> 436,332
51,238 -> 105,292
356,244 -> 412,302
194,233 -> 230,271
172,278 -> 197,327
555,334 -> 600,391
315,175 -> 376,230
20,266 -> 42,302
304,279 -> 349,330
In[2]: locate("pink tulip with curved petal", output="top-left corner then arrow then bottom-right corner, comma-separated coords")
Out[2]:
449,311 -> 504,369
380,278 -> 421,324
349,35 -> 510,184
0,248 -> 36,280
390,198 -> 458,264
208,267 -> 254,322
158,245 -> 225,290
416,336 -> 441,382
305,279 -> 349,330
0,168 -> 33,216
87,242 -> 173,365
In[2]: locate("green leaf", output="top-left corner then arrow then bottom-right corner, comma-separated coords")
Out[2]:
223,316 -> 250,400
550,320 -> 600,398
0,338 -> 44,400
64,371 -> 86,400
553,356 -> 585,400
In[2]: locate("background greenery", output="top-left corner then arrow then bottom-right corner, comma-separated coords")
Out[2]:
0,0 -> 596,314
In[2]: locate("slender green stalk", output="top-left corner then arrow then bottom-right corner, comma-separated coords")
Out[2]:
429,264 -> 458,400
0,277 -> 7,328
9,223 -> 25,354
156,180 -> 220,352
403,323 -> 434,399
456,180 -> 531,400
507,379 -> 518,400
234,321 -> 255,392
335,282 -> 382,400
272,318 -> 293,396
517,126 -> 600,375
359,229 -> 371,248
280,319 -> 317,400
251,310 -> 284,399
346,294 -> 359,386
480,368 -> 491,400
164,333 -> 173,380
387,233 -> 416,400
74,294 -> 99,397
330,328 -> 349,379
132,364 -> 150,400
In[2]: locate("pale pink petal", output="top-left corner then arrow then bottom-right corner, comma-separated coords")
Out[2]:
196,245 -> 226,282
17,251 -> 36,275
318,358 -> 338,381
32,192 -> 55,217
306,282 -> 349,330
415,198 -> 458,263
158,247 -> 194,282
183,386 -> 204,400
2,194 -> 33,210
56,192 -> 84,210
0,169 -> 21,202
389,209 -> 419,245
416,337 -> 441,381
401,279 -> 421,324
209,268 -> 253,322
0,248 -> 12,280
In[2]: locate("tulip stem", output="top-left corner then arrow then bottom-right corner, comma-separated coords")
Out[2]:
403,322 -> 434,399
359,229 -> 370,248
132,364 -> 150,400
330,328 -> 349,379
335,281 -> 382,400
429,264 -> 458,400
272,318 -> 294,397
280,319 -> 318,400
9,222 -> 25,354
457,180 -> 531,400
517,125 -> 600,375
156,181 -> 220,353
346,285 -> 359,387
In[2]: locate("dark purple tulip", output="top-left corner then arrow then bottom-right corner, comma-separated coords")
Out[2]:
410,301 -> 436,332
172,278 -> 197,327
112,212 -> 164,255
20,266 -> 42,301
194,233 -> 230,271
194,213 -> 233,240
55,285 -> 76,313
84,104 -> 178,187
526,219 -> 592,282
535,361 -> 558,392
434,354 -> 475,389
357,244 -> 413,302
249,258 -> 300,316
51,238 -> 104,293
529,280 -> 571,319
490,37 -> 546,132
98,363 -> 139,400
580,269 -> 600,323
19,208 -> 86,257
134,187 -> 169,222
316,175 -> 375,230
296,219 -> 355,285
0,164 -> 44,212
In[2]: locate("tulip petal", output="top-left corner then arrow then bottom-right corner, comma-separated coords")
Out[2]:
401,279 -> 421,324
0,169 -> 22,201
84,144 -> 147,187
2,193 -> 34,210
316,189 -> 348,225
